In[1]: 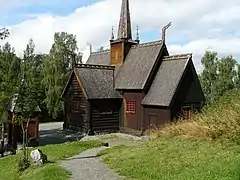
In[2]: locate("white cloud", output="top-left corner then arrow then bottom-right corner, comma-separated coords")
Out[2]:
1,0 -> 240,72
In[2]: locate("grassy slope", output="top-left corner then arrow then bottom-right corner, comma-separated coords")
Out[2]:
100,138 -> 240,180
0,141 -> 101,180
100,91 -> 240,180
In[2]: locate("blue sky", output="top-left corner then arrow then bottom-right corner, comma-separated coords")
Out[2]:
0,0 -> 240,72
0,0 -> 194,45
0,0 -> 100,25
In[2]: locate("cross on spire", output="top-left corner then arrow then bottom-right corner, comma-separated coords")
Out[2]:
117,0 -> 132,40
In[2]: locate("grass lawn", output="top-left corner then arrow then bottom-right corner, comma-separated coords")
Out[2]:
99,137 -> 240,180
0,140 -> 101,180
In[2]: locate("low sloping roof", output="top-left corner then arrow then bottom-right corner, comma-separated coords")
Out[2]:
74,65 -> 122,99
115,40 -> 163,90
142,54 -> 192,107
86,50 -> 110,65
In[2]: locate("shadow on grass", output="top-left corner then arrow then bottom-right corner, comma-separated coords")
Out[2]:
45,160 -> 55,164
64,155 -> 101,161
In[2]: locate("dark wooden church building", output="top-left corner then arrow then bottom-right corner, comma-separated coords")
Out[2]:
62,0 -> 205,135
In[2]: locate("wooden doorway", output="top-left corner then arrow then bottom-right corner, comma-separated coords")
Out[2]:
148,114 -> 158,129
70,101 -> 85,127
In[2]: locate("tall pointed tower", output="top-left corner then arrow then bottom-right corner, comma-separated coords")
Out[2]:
117,0 -> 132,40
110,0 -> 138,66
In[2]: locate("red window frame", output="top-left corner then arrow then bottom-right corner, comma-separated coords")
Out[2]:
126,101 -> 136,114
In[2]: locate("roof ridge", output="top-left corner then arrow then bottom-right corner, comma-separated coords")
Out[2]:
75,64 -> 115,70
163,53 -> 192,60
91,49 -> 110,56
132,40 -> 162,48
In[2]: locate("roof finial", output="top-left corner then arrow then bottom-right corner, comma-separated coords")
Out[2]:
111,26 -> 115,40
162,22 -> 172,43
117,0 -> 132,40
87,42 -> 92,54
136,25 -> 140,43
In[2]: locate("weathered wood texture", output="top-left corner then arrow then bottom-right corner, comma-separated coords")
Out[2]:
90,99 -> 122,133
122,92 -> 144,130
144,107 -> 170,130
64,74 -> 88,133
170,61 -> 205,119
110,40 -> 136,66
110,42 -> 124,65
7,112 -> 39,146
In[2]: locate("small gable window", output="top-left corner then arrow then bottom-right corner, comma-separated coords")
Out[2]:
126,101 -> 136,114
182,106 -> 192,120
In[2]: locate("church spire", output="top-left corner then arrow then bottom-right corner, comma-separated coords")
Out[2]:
117,0 -> 132,40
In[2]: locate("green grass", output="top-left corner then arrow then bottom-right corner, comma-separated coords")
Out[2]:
150,91 -> 240,142
98,91 -> 240,180
99,137 -> 240,180
0,140 -> 101,180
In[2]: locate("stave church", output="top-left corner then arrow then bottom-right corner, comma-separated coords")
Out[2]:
61,0 -> 205,135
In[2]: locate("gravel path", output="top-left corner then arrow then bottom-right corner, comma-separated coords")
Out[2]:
61,146 -> 124,180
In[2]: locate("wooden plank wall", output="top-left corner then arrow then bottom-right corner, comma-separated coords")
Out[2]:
64,75 -> 89,133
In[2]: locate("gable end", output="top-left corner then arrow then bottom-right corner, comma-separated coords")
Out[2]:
61,70 -> 88,99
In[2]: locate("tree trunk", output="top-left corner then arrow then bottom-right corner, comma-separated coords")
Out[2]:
21,119 -> 30,160
21,123 -> 26,159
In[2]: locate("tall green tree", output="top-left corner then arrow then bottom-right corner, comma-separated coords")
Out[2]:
14,39 -> 40,166
42,32 -> 81,118
0,43 -> 21,122
200,51 -> 218,103
0,30 -> 21,156
214,56 -> 237,98
200,51 -> 238,104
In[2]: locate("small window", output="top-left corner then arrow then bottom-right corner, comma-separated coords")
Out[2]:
115,51 -> 119,60
182,107 -> 192,119
126,101 -> 136,114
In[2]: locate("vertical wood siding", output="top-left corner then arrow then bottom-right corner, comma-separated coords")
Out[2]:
64,74 -> 88,133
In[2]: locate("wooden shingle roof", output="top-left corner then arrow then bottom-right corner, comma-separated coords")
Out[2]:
86,50 -> 110,65
141,53 -> 192,106
74,65 -> 122,99
115,40 -> 163,90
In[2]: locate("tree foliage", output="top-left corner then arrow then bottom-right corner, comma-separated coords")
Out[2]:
0,43 -> 21,123
15,39 -> 40,121
98,46 -> 104,51
200,51 -> 238,104
14,39 -> 41,164
0,28 -> 9,40
42,32 -> 81,118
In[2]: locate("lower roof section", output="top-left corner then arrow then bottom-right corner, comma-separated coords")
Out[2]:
74,65 -> 122,99
141,54 -> 191,107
